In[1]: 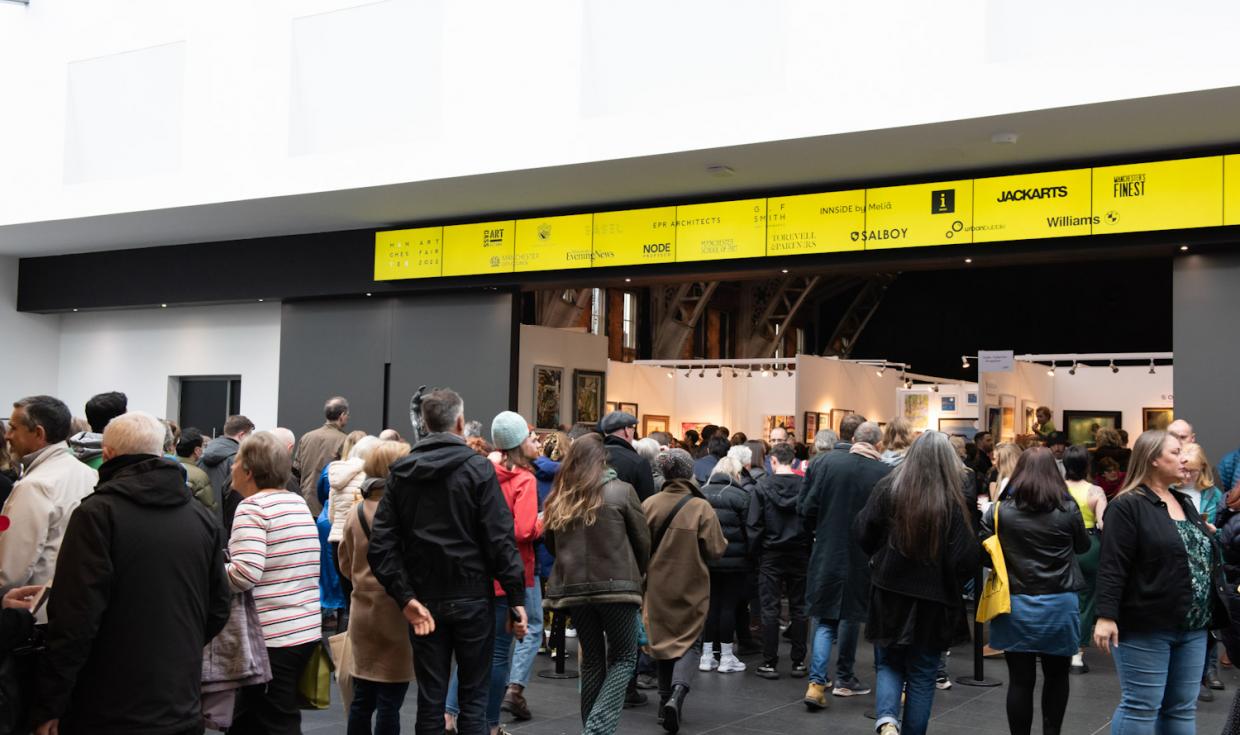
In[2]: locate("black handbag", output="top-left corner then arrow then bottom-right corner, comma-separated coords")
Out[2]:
0,619 -> 44,735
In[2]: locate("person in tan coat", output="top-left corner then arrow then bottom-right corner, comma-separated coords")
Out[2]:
642,449 -> 726,734
338,439 -> 415,734
294,397 -> 349,515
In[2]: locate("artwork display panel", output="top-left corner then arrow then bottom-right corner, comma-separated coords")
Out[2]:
533,365 -> 563,430
1063,410 -> 1122,448
573,370 -> 606,425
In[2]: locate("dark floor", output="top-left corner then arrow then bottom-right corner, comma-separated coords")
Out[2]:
303,638 -> 1236,734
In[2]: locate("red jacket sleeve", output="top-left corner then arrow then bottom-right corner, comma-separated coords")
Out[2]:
509,472 -> 542,544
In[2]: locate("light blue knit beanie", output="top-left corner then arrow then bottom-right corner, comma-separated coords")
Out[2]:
491,411 -> 530,451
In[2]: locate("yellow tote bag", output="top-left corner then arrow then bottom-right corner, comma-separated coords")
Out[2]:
297,642 -> 334,710
976,500 -> 1011,622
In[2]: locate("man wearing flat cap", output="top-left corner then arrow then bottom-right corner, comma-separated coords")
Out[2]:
600,411 -> 655,502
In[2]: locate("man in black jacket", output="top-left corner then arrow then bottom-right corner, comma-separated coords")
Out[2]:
600,411 -> 655,501
33,411 -> 230,735
369,388 -> 527,735
748,443 -> 811,679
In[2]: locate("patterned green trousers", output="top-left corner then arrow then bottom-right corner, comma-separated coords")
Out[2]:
572,602 -> 640,735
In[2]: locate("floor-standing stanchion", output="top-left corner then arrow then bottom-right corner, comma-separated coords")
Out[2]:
538,610 -> 579,680
956,564 -> 1002,688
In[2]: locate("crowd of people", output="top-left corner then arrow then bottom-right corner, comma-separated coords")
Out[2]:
2,388 -> 1240,735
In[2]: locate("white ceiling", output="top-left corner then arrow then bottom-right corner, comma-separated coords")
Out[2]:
4,87 -> 1240,258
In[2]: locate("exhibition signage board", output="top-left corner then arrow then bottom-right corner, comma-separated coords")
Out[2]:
978,350 -> 1015,373
374,153 -> 1238,281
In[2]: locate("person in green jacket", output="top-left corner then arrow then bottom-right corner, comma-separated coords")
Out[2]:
175,427 -> 216,511
67,391 -> 128,470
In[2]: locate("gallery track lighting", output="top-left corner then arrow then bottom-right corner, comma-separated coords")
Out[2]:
698,369 -> 705,378
1110,360 -> 1118,374
1047,362 -> 1056,377
786,368 -> 794,377
876,366 -> 886,377
684,369 -> 691,378
1149,359 -> 1156,375
666,369 -> 674,379
715,368 -> 722,378
961,356 -> 970,369
747,368 -> 754,378
1069,362 -> 1078,376
761,366 -> 769,377
931,384 -> 939,393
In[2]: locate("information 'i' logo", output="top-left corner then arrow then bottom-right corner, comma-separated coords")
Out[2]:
931,189 -> 956,214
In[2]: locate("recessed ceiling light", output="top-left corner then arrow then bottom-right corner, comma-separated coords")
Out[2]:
964,258 -> 973,264
258,298 -> 264,302
1180,245 -> 1189,251
160,303 -> 167,308
781,269 -> 788,274
365,292 -> 372,297
72,308 -> 78,312
624,278 -> 631,282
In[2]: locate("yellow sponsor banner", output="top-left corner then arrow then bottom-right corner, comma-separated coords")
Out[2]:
972,169 -> 1095,242
766,190 -> 865,255
1224,155 -> 1240,226
442,220 -> 515,277
863,180 -> 973,250
675,199 -> 766,262
374,226 -> 443,280
515,213 -> 594,272
1092,156 -> 1223,234
592,207 -> 677,267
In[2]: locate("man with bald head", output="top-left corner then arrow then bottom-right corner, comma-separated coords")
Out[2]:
294,397 -> 349,515
798,420 -> 891,707
1167,419 -> 1196,445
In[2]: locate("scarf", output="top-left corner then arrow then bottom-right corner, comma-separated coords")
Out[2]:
849,442 -> 882,461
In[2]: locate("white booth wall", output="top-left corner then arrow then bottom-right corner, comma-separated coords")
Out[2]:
517,325 -> 609,428
57,302 -> 282,430
798,356 -> 907,427
895,383 -> 981,434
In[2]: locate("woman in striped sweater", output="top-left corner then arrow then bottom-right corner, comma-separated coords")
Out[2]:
226,431 -> 323,735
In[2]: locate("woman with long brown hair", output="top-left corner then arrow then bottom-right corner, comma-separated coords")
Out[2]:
1095,430 -> 1225,734
854,431 -> 978,735
543,433 -> 650,735
982,447 -> 1090,735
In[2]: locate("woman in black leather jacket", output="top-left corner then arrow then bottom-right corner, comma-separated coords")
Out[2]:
981,447 -> 1090,735
698,456 -> 752,674
0,586 -> 39,656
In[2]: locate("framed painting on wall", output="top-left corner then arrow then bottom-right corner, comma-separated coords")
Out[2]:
680,422 -> 709,439
642,414 -> 670,436
986,406 -> 1002,440
1063,410 -> 1122,448
939,418 -> 979,441
967,392 -> 979,406
903,393 -> 931,431
803,412 -> 819,443
941,395 -> 957,413
762,415 -> 796,442
604,401 -> 619,414
533,365 -> 563,430
830,409 -> 853,433
619,402 -> 639,417
1021,400 -> 1038,435
573,370 -> 606,425
1143,407 -> 1174,431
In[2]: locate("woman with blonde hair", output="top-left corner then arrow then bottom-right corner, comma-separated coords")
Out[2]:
988,443 -> 1024,503
339,440 -> 413,734
543,433 -> 650,734
880,418 -> 913,467
1095,430 -> 1225,733
698,455 -> 752,674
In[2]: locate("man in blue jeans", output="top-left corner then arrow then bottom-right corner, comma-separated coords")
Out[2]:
798,419 -> 890,709
368,388 -> 528,735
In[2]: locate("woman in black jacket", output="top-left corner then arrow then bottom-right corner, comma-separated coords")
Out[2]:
543,434 -> 651,735
0,586 -> 39,655
854,431 -> 978,735
1095,429 -> 1225,734
981,447 -> 1090,735
698,456 -> 752,674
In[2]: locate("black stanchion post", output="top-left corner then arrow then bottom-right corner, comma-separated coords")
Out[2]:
955,565 -> 1002,688
538,610 -> 579,680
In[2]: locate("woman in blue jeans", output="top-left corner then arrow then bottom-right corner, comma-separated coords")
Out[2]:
853,431 -> 979,735
1095,430 -> 1227,735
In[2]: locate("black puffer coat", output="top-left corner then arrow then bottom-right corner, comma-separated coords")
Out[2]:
700,472 -> 751,571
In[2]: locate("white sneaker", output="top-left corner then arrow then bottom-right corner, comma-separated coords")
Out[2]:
1071,652 -> 1084,668
718,644 -> 746,673
565,627 -> 577,638
699,650 -> 718,672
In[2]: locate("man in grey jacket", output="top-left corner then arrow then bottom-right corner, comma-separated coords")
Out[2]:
199,415 -> 254,527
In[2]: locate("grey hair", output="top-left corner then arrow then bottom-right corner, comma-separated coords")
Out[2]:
634,437 -> 660,464
727,444 -> 752,468
814,429 -> 839,453
655,448 -> 694,481
891,431 -> 964,500
271,427 -> 296,453
103,411 -> 166,457
853,422 -> 882,445
710,456 -> 744,482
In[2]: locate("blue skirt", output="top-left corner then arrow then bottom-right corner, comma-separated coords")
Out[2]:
989,592 -> 1080,658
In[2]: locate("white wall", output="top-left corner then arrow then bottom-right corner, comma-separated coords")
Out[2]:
57,303 -> 282,430
517,325 -> 608,427
606,361 -> 675,432
1051,366 -> 1173,447
4,0 -> 1240,228
797,356 -> 905,427
0,257 -> 62,402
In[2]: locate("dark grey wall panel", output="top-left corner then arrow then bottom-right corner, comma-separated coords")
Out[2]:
387,292 -> 516,436
278,292 -> 516,442
1173,253 -> 1240,462
278,299 -> 391,437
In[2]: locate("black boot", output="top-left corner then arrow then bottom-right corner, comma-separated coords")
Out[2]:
661,685 -> 688,733
624,677 -> 648,708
